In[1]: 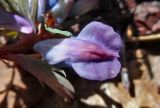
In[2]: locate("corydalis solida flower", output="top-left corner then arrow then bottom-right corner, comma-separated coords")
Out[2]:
34,21 -> 122,81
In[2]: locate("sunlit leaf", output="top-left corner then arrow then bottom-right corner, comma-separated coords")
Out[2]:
18,0 -> 30,18
51,66 -> 67,77
29,0 -> 38,24
0,0 -> 12,12
5,0 -> 28,17
6,0 -> 19,12
45,25 -> 72,37
53,72 -> 75,93
8,54 -> 74,99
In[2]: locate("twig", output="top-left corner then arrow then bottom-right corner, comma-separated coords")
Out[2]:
127,33 -> 160,42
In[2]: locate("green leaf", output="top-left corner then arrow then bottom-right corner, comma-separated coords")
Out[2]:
8,54 -> 74,99
45,25 -> 72,37
0,0 -> 12,12
5,0 -> 28,17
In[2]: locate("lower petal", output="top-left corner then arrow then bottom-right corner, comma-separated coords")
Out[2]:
71,58 -> 121,81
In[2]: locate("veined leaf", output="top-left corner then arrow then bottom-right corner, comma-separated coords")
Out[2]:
8,54 -> 74,99
51,66 -> 67,77
6,0 -> 19,12
0,0 -> 12,12
29,0 -> 38,24
18,0 -> 30,18
17,0 -> 37,32
5,0 -> 28,18
45,25 -> 72,37
53,72 -> 75,93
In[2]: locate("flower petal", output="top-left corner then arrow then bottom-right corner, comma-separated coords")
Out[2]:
34,39 -> 65,64
77,21 -> 122,54
34,37 -> 116,64
71,58 -> 121,80
0,10 -> 33,34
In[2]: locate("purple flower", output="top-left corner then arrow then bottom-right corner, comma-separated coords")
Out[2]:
0,10 -> 33,34
34,21 -> 122,81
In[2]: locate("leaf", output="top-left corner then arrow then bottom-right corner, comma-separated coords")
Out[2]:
5,0 -> 28,17
51,66 -> 67,77
16,0 -> 36,32
5,0 -> 19,12
0,0 -> 12,12
7,54 -> 74,99
53,72 -> 75,93
18,0 -> 30,18
29,0 -> 38,24
45,25 -> 72,37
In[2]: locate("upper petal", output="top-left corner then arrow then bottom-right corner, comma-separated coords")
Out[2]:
71,58 -> 121,81
0,10 -> 33,34
77,21 -> 122,54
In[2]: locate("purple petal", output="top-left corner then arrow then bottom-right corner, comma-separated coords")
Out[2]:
77,21 -> 122,55
34,37 -> 117,64
72,58 -> 121,80
0,10 -> 33,34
